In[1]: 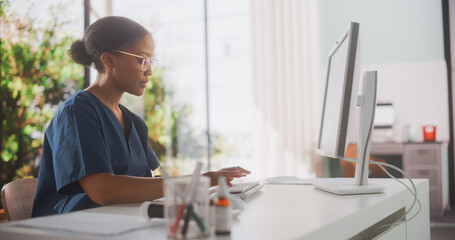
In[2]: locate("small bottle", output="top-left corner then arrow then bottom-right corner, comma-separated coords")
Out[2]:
215,176 -> 232,235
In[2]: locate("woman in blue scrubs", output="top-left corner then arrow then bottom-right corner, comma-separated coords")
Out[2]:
32,16 -> 250,217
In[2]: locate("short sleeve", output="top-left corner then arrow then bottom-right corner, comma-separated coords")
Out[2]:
147,146 -> 160,170
51,101 -> 113,194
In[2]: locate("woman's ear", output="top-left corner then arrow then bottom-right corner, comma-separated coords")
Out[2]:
101,52 -> 116,70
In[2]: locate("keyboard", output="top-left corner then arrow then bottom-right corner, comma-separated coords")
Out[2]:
208,181 -> 264,200
232,183 -> 264,200
229,181 -> 260,194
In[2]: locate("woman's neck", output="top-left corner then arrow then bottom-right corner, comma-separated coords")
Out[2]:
85,73 -> 123,112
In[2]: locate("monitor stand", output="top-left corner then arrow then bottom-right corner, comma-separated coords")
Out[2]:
314,71 -> 385,195
313,180 -> 385,195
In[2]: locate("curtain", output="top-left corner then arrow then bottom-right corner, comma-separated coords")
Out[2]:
250,0 -> 321,178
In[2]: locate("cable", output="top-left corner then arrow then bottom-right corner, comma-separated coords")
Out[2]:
346,87 -> 421,238
347,93 -> 421,238
344,156 -> 422,238
370,160 -> 422,221
369,160 -> 421,238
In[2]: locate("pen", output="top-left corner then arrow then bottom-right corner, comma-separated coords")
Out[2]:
181,204 -> 193,235
181,162 -> 203,235
161,167 -> 180,236
190,208 -> 206,233
170,203 -> 185,236
161,167 -> 184,236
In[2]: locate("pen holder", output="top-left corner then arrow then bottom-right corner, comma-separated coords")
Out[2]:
164,176 -> 210,239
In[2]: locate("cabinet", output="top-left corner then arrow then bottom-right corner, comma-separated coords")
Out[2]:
403,143 -> 449,216
371,142 -> 449,216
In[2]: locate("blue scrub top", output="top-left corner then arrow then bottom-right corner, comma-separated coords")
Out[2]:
32,90 -> 160,217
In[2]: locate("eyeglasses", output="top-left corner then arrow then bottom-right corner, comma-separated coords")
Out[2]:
112,50 -> 157,71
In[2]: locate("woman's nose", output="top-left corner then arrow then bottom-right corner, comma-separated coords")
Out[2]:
144,67 -> 153,77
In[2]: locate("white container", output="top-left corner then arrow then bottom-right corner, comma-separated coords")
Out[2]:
164,176 -> 210,239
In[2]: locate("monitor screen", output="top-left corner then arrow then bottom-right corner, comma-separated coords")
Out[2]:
318,38 -> 349,156
316,22 -> 360,159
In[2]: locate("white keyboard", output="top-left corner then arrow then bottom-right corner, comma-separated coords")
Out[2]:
208,181 -> 264,201
229,181 -> 260,194
233,183 -> 263,200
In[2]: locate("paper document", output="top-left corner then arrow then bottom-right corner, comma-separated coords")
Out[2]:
12,211 -> 164,236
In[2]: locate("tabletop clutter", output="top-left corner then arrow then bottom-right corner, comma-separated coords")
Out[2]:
159,162 -> 234,239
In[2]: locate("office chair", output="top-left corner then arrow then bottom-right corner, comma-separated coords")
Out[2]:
1,178 -> 37,222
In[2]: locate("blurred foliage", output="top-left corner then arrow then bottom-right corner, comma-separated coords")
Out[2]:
144,69 -> 227,175
144,68 -> 186,163
0,0 -> 84,198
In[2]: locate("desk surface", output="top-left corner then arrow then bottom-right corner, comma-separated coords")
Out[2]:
0,178 -> 430,240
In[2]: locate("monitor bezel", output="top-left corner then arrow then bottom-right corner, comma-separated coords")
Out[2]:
316,22 -> 360,159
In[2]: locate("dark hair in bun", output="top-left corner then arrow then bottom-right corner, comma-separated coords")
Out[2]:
69,40 -> 92,67
69,16 -> 149,72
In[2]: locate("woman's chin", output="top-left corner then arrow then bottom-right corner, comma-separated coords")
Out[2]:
127,89 -> 145,97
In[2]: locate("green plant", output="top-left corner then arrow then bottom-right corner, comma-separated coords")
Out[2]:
143,68 -> 229,174
144,68 -> 182,162
0,0 -> 84,199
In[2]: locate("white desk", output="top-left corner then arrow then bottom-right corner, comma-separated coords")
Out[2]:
0,179 -> 430,240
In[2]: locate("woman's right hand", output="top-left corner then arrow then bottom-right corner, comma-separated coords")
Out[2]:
203,166 -> 251,186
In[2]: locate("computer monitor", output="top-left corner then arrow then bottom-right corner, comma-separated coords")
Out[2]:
316,22 -> 360,159
314,22 -> 384,195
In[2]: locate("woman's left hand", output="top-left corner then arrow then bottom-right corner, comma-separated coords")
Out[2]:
203,166 -> 251,186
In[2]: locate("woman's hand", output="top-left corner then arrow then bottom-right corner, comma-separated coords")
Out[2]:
203,166 -> 251,186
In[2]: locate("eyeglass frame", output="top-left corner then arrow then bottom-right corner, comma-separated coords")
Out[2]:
112,49 -> 157,71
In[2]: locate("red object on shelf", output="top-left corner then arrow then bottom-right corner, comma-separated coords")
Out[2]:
423,125 -> 436,141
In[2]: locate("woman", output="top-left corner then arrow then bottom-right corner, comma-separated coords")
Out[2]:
32,16 -> 250,217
